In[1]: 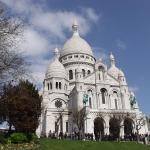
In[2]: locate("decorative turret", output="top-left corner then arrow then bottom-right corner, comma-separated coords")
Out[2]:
72,19 -> 79,36
54,45 -> 59,60
108,52 -> 120,79
110,52 -> 115,67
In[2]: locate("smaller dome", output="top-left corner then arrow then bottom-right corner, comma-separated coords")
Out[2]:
108,66 -> 120,78
110,52 -> 114,60
45,48 -> 67,79
76,65 -> 82,73
118,68 -> 125,77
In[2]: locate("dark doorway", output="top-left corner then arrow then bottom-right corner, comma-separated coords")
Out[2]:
94,117 -> 104,135
124,119 -> 133,135
109,118 -> 119,135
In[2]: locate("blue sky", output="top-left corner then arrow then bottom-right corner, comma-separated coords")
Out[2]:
1,0 -> 150,127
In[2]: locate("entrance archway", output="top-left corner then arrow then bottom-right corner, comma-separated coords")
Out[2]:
109,118 -> 119,135
94,117 -> 104,135
124,118 -> 133,135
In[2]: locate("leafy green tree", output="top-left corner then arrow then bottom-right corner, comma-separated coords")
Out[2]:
0,80 -> 41,133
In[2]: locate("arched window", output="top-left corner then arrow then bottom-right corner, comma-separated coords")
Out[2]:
50,82 -> 52,89
47,83 -> 49,90
69,70 -> 73,80
89,97 -> 92,108
87,70 -> 91,75
115,99 -> 117,109
101,88 -> 107,104
113,91 -> 118,97
56,82 -> 58,89
82,69 -> 85,77
59,82 -> 61,89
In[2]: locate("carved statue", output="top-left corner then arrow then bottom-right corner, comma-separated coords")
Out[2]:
83,93 -> 88,104
130,94 -> 136,108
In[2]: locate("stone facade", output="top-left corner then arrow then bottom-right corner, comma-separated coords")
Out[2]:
36,20 -> 148,139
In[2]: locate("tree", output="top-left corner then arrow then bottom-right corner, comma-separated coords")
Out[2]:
54,108 -> 64,139
109,111 -> 129,142
130,113 -> 146,143
0,1 -> 31,85
72,106 -> 88,140
0,80 -> 41,134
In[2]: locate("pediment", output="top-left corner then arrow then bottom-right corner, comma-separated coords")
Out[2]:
95,61 -> 107,71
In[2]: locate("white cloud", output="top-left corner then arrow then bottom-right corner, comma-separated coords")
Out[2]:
80,7 -> 100,22
92,47 -> 109,63
116,38 -> 126,49
128,86 -> 138,92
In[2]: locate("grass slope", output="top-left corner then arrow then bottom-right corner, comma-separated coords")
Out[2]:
32,138 -> 150,150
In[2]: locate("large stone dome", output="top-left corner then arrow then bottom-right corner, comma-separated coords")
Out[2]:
60,36 -> 94,57
60,20 -> 94,58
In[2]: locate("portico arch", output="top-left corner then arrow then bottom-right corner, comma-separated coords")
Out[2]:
109,117 -> 119,136
94,117 -> 104,135
124,118 -> 133,135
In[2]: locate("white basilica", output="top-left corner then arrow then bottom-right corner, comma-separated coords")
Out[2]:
36,20 -> 148,138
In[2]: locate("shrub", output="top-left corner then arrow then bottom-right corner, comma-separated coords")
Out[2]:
10,133 -> 27,143
23,133 -> 36,142
0,131 -> 7,144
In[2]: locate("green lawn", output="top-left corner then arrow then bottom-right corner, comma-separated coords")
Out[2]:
31,138 -> 150,150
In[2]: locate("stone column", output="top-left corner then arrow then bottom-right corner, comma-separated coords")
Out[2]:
118,97 -> 122,109
93,93 -> 96,109
104,117 -> 110,135
108,94 -> 111,108
52,78 -> 55,91
120,121 -> 124,140
92,93 -> 95,108
106,93 -> 108,109
99,93 -> 102,108
85,69 -> 87,77
73,70 -> 75,81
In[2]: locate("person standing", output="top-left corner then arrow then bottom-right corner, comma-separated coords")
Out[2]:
60,131 -> 63,139
48,130 -> 52,139
64,132 -> 67,140
72,131 -> 75,140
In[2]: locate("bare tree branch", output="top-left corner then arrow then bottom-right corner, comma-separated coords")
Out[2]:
0,1 -> 32,85
72,106 -> 88,140
129,113 -> 146,143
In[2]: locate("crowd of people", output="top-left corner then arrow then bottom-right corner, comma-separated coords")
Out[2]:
40,130 -> 150,142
